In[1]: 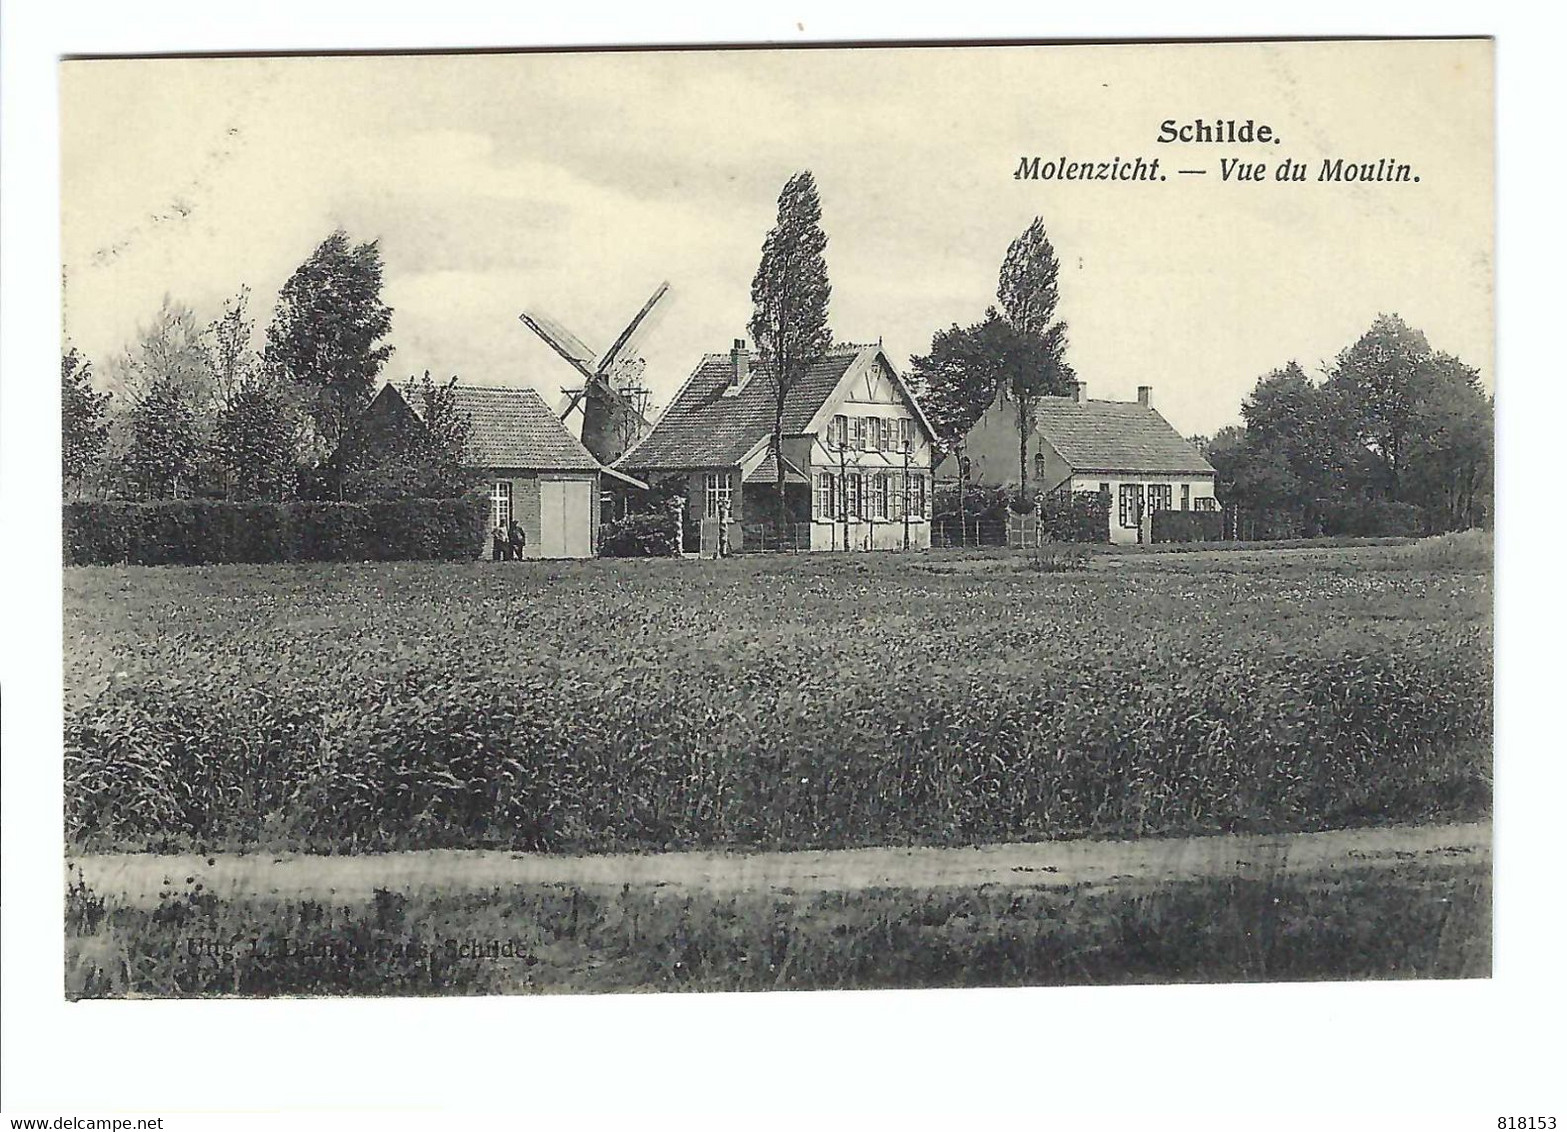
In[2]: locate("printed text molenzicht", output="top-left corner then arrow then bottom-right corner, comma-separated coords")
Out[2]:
1014,156 -> 1161,182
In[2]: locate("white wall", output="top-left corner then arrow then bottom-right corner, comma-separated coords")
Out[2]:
1067,473 -> 1216,545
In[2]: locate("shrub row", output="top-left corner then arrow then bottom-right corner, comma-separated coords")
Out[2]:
63,497 -> 488,566
1151,510 -> 1226,543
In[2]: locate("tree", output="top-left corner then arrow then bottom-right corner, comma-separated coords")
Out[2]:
265,230 -> 394,458
1404,360 -> 1493,532
126,377 -> 206,499
1209,316 -> 1492,538
337,373 -> 476,500
207,286 -> 261,411
748,171 -> 833,527
997,216 -> 1063,339
908,319 -> 1011,453
1323,314 -> 1432,499
995,219 -> 1075,501
101,298 -> 221,499
104,297 -> 219,410
1326,313 -> 1491,531
401,371 -> 478,498
214,382 -> 301,501
62,348 -> 110,498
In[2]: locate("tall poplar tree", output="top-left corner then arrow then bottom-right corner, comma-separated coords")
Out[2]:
996,218 -> 1074,499
748,171 -> 833,528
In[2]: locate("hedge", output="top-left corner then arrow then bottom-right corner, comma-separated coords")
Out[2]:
1314,498 -> 1426,539
63,496 -> 489,566
599,511 -> 682,558
1152,510 -> 1226,543
1039,490 -> 1111,543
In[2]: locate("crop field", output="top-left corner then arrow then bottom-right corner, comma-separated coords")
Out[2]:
63,536 -> 1493,856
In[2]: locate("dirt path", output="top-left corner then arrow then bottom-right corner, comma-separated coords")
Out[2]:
67,821 -> 1489,907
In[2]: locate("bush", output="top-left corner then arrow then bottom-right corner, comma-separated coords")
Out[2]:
1151,510 -> 1226,543
1026,542 -> 1091,572
1394,529 -> 1492,571
599,511 -> 681,557
63,497 -> 487,566
1314,497 -> 1426,538
1040,490 -> 1110,543
934,482 -> 1013,521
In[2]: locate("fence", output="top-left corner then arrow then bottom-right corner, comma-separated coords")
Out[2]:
735,522 -> 813,553
931,518 -> 1010,548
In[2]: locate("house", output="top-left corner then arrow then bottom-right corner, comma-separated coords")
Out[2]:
942,380 -> 1216,545
359,382 -> 645,558
617,340 -> 938,551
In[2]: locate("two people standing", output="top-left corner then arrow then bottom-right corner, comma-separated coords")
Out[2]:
490,520 -> 528,562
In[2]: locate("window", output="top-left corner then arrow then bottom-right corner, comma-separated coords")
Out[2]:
704,472 -> 733,519
1181,483 -> 1191,511
490,480 -> 512,530
910,474 -> 927,518
1033,452 -> 1047,481
817,473 -> 837,519
1118,483 -> 1145,528
846,473 -> 863,518
851,417 -> 867,451
1148,484 -> 1173,513
889,472 -> 904,520
873,473 -> 890,519
1098,482 -> 1111,496
830,415 -> 848,448
1195,495 -> 1218,513
869,417 -> 884,451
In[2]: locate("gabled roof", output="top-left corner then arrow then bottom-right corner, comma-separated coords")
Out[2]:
618,345 -> 878,471
1033,397 -> 1215,476
403,382 -> 603,472
455,385 -> 603,471
743,451 -> 811,485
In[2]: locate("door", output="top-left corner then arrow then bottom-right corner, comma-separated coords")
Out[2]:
539,477 -> 594,558
561,478 -> 593,557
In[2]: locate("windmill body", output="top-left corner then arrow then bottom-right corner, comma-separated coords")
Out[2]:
520,282 -> 667,467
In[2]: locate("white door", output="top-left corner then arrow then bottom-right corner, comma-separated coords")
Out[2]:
539,478 -> 594,558
562,479 -> 593,557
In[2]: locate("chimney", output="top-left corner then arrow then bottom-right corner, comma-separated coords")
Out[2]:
1137,385 -> 1152,407
729,339 -> 749,388
1070,379 -> 1088,404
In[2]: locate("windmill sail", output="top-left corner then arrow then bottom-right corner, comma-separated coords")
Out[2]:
519,285 -> 667,466
596,281 -> 669,376
519,311 -> 597,377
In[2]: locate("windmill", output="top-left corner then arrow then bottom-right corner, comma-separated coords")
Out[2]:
519,281 -> 668,467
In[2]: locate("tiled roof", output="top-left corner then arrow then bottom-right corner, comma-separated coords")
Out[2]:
618,347 -> 867,471
1034,397 -> 1215,475
441,384 -> 603,472
743,452 -> 810,485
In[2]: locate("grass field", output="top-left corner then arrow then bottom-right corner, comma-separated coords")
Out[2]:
63,535 -> 1492,855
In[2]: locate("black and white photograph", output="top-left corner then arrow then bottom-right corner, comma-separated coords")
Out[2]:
53,39 -> 1496,1000
12,10 -> 1560,1125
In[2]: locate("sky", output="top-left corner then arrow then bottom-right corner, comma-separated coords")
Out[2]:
60,40 -> 1493,439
